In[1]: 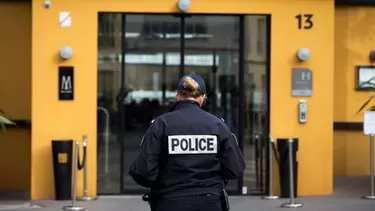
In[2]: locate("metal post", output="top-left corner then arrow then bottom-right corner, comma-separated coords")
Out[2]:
77,135 -> 97,201
63,141 -> 85,211
280,138 -> 302,208
362,134 -> 375,200
262,135 -> 279,199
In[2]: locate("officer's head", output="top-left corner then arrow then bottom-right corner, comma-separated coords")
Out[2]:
176,73 -> 206,106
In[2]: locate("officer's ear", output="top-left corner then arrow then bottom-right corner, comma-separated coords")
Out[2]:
176,93 -> 181,101
197,94 -> 206,106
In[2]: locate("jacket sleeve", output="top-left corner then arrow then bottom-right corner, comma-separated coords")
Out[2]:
128,118 -> 163,188
218,125 -> 246,180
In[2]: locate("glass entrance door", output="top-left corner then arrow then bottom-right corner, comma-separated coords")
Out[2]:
121,14 -> 181,193
97,13 -> 270,195
182,15 -> 241,193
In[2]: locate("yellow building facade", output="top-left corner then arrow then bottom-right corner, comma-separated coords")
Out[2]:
0,0 -> 372,200
333,5 -> 375,176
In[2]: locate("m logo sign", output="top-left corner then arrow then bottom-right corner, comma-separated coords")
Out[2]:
58,66 -> 74,100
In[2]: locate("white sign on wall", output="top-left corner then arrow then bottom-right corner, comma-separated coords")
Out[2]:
363,111 -> 375,135
59,12 -> 71,28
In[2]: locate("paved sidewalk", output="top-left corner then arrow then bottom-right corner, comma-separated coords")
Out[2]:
0,195 -> 372,211
0,176 -> 374,211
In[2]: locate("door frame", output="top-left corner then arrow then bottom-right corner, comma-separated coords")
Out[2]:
100,12 -> 271,196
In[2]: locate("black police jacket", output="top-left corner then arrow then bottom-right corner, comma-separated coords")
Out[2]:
128,100 -> 246,198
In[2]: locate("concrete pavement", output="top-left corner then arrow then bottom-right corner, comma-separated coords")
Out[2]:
3,195 -> 374,211
0,176 -> 374,211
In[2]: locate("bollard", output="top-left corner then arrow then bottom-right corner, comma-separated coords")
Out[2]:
362,134 -> 375,200
77,135 -> 97,201
280,138 -> 302,208
262,135 -> 279,200
63,140 -> 85,211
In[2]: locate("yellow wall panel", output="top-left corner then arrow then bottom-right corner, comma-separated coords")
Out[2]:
345,131 -> 373,175
334,6 -> 375,176
0,1 -> 31,192
334,7 -> 349,122
334,130 -> 375,176
31,0 -> 334,199
333,131 -> 347,176
0,130 -> 31,190
0,1 -> 31,120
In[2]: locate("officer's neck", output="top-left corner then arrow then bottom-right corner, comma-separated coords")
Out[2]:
177,98 -> 202,107
169,99 -> 202,112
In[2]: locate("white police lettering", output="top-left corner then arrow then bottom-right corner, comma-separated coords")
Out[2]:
168,135 -> 217,154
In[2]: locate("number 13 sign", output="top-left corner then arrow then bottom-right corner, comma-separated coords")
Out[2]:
295,14 -> 313,30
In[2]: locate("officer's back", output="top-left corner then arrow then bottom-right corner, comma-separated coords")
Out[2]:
153,100 -> 230,197
129,73 -> 245,211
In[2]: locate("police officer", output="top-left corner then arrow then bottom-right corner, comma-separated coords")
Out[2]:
128,73 -> 246,211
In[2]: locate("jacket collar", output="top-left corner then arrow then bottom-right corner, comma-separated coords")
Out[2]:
169,100 -> 200,112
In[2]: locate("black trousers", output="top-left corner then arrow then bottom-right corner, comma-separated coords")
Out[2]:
151,194 -> 222,211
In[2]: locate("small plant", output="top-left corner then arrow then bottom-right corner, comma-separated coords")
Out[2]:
357,77 -> 375,114
0,108 -> 15,130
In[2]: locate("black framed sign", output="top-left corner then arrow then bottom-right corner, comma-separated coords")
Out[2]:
58,66 -> 74,100
355,66 -> 375,91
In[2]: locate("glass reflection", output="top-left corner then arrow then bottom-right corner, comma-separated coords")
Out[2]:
243,15 -> 269,194
97,13 -> 122,194
121,14 -> 181,192
184,15 -> 241,192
